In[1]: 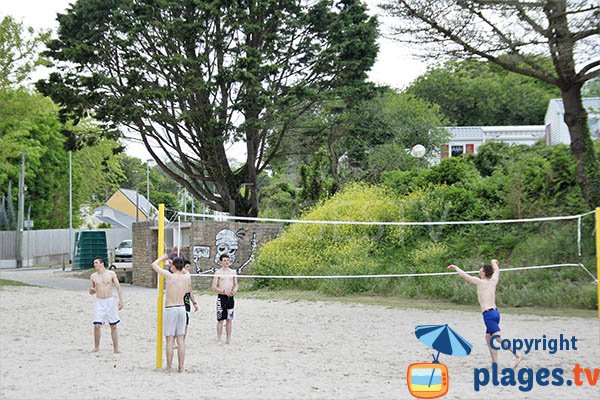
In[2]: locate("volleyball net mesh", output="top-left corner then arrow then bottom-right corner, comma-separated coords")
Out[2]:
176,209 -> 597,309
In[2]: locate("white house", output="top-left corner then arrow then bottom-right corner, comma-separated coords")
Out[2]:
544,97 -> 600,145
441,97 -> 599,159
441,125 -> 545,158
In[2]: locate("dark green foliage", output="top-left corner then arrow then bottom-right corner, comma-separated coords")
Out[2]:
266,88 -> 449,200
404,59 -> 560,126
258,174 -> 299,219
253,143 -> 596,309
38,0 -> 379,217
4,182 -> 16,229
383,1 -> 600,207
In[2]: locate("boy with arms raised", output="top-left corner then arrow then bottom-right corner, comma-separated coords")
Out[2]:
152,254 -> 192,372
448,259 -> 523,368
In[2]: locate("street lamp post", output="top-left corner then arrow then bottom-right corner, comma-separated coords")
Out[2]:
16,152 -> 25,269
146,159 -> 154,220
69,150 -> 73,265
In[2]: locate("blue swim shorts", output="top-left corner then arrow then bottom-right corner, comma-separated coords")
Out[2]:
482,308 -> 500,334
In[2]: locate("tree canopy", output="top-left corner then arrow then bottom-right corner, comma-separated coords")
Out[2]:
38,0 -> 379,217
258,88 -> 449,215
0,15 -> 49,89
0,88 -> 70,228
405,59 -> 560,126
381,0 -> 600,207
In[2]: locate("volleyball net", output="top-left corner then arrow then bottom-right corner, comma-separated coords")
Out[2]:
161,211 -> 600,298
172,211 -> 597,283
154,205 -> 599,367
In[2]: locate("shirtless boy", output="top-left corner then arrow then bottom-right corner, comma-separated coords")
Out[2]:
211,254 -> 239,344
183,260 -> 199,340
448,259 -> 523,368
152,253 -> 192,372
89,257 -> 124,353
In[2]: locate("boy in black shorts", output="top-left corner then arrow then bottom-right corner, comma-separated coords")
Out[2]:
211,254 -> 239,344
183,260 -> 199,341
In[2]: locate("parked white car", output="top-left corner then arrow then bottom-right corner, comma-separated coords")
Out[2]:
113,239 -> 132,263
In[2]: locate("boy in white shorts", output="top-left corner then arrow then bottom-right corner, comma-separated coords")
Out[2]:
89,257 -> 124,353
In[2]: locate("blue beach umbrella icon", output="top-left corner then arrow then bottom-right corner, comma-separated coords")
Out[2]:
414,324 -> 473,388
415,324 -> 473,361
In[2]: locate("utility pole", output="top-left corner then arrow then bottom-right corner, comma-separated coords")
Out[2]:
16,152 -> 25,268
69,150 -> 73,265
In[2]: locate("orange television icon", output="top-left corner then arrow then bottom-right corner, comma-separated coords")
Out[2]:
407,362 -> 449,399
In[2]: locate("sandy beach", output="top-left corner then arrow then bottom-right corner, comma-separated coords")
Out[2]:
1,274 -> 599,400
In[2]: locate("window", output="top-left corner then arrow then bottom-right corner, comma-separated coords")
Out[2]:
451,145 -> 464,157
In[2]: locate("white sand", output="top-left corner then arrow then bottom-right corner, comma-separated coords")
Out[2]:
1,284 -> 599,400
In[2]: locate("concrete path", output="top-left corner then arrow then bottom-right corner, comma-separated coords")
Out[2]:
0,267 -> 153,293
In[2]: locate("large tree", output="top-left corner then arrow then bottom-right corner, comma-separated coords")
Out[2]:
0,88 -> 71,229
381,0 -> 600,207
405,59 -> 560,126
38,0 -> 378,217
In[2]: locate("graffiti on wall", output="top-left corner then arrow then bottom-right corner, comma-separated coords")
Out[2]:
192,245 -> 211,274
193,228 -> 257,274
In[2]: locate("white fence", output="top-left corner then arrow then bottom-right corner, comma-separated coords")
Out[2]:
0,228 -> 131,268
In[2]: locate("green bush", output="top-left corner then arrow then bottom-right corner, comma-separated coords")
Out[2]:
253,184 -> 405,294
252,144 -> 597,310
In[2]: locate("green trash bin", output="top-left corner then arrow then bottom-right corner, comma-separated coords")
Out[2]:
73,231 -> 109,270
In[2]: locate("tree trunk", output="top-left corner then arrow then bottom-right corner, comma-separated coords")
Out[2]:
561,86 -> 600,207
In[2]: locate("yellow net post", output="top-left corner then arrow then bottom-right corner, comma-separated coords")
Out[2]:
156,204 -> 165,369
596,207 -> 600,320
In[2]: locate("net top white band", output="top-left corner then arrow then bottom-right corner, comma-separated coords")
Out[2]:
177,210 -> 595,226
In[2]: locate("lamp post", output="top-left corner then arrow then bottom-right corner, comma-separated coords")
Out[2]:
146,159 -> 154,220
16,152 -> 25,268
69,150 -> 73,265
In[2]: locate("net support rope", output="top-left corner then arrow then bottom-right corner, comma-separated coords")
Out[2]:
191,263 -> 597,283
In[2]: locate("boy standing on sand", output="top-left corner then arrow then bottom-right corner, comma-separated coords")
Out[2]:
152,254 -> 192,372
183,259 -> 199,341
89,257 -> 124,353
447,259 -> 523,368
212,254 -> 238,344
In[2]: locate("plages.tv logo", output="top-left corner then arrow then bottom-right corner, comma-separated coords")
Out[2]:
407,324 -> 473,399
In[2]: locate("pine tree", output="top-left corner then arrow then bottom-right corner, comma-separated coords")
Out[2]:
0,195 -> 7,230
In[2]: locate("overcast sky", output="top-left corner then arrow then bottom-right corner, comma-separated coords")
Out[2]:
1,0 -> 428,161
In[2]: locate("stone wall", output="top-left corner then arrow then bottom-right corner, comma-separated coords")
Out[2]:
132,221 -> 157,288
132,220 -> 282,288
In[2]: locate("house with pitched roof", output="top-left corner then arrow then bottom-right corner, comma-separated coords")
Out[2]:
92,188 -> 157,229
440,97 -> 599,159
544,97 -> 600,145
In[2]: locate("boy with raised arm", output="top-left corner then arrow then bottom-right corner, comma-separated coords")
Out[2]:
212,254 -> 239,344
152,253 -> 192,372
447,259 -> 523,368
89,257 -> 124,353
